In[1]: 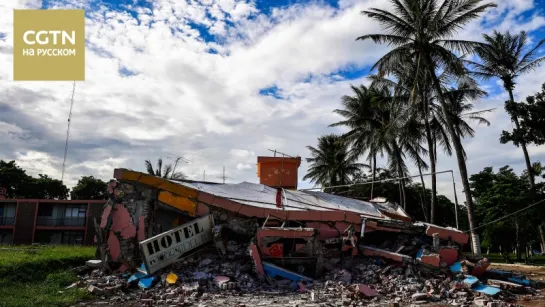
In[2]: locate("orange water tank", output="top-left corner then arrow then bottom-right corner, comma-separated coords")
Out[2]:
257,156 -> 301,189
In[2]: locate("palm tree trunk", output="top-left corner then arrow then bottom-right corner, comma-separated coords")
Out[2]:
539,225 -> 545,253
371,154 -> 376,199
424,55 -> 481,257
515,219 -> 521,261
423,100 -> 437,224
507,89 -> 535,188
418,162 -> 429,222
506,89 -> 545,253
393,142 -> 407,209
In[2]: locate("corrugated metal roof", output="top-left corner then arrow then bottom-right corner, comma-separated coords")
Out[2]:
173,180 -> 385,218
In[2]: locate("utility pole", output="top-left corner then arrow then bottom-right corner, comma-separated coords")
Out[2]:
216,166 -> 233,184
61,81 -> 76,183
203,170 -> 206,181
166,153 -> 190,178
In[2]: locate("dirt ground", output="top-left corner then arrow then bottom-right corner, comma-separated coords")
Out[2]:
489,263 -> 545,281
489,263 -> 545,307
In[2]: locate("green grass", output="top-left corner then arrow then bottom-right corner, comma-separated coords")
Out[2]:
465,252 -> 545,265
0,245 -> 96,307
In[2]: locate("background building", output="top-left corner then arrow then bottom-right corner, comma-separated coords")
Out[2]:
0,199 -> 105,245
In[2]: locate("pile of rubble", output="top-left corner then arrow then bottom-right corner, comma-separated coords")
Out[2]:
77,169 -> 544,306
72,246 -> 543,307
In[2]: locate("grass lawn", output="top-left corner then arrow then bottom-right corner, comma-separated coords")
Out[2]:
465,252 -> 545,265
0,245 -> 96,307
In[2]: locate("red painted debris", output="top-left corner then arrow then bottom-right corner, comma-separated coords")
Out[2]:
420,253 -> 441,267
268,243 -> 284,258
249,243 -> 264,276
424,223 -> 469,245
439,248 -> 459,266
107,233 -> 121,261
469,258 -> 491,278
100,205 -> 112,228
356,284 -> 379,297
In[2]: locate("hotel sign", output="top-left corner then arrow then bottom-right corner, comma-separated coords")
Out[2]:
139,215 -> 214,274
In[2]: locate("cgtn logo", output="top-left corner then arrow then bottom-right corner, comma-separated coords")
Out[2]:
21,30 -> 77,56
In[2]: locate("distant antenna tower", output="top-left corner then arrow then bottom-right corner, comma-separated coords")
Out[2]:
166,153 -> 190,177
216,166 -> 233,184
268,149 -> 295,158
61,81 -> 76,183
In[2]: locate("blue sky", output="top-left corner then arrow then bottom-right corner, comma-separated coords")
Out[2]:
2,0 -> 545,204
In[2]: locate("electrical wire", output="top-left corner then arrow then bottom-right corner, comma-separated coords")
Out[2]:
464,198 -> 545,233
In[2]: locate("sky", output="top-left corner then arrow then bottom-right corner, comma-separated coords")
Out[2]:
1,0 -> 545,205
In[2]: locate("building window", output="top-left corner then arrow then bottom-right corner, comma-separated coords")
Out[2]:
38,205 -> 53,217
62,231 -> 84,245
65,206 -> 86,218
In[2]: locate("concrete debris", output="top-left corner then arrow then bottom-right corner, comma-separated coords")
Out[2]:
86,260 -> 103,268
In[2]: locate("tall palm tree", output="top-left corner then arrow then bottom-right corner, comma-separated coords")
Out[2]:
329,85 -> 382,197
358,0 -> 496,256
331,84 -> 427,209
470,31 -> 545,188
303,134 -> 368,188
145,158 -> 186,180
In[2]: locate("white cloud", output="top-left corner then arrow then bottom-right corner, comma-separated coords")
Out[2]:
236,163 -> 252,171
0,0 -> 545,214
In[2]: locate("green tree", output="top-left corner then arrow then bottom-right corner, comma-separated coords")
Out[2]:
70,176 -> 108,200
303,134 -> 368,188
145,158 -> 186,180
472,31 -> 545,187
501,83 -> 545,149
357,0 -> 496,256
27,174 -> 69,200
470,166 -> 542,261
0,160 -> 31,198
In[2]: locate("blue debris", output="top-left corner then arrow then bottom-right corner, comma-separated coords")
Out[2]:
137,263 -> 148,275
128,271 -> 147,284
508,276 -> 531,286
450,262 -> 462,273
138,276 -> 156,289
463,275 -> 479,288
262,262 -> 313,283
473,284 -> 501,295
416,249 -> 423,260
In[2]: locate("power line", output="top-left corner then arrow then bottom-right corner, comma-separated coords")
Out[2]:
464,198 -> 545,233
61,81 -> 76,183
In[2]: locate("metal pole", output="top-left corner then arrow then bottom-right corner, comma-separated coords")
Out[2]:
61,81 -> 76,183
171,157 -> 181,176
450,170 -> 460,229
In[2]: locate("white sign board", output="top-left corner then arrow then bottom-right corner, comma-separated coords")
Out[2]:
140,214 -> 214,274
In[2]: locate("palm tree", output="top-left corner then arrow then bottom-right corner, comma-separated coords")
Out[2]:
331,84 -> 428,209
329,85 -> 382,197
145,158 -> 186,180
358,0 -> 496,256
303,134 -> 368,188
470,31 -> 545,188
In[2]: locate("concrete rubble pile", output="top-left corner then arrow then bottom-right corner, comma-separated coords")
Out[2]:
74,168 -> 544,306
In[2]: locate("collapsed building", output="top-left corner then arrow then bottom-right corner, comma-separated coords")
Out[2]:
97,156 -> 469,274
90,156 -> 543,306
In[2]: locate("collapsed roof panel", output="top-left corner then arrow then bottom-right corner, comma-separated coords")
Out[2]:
175,180 -> 386,218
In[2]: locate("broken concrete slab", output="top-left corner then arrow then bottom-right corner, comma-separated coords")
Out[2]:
361,245 -> 414,263
487,279 -> 525,293
355,284 -> 379,297
86,260 -> 102,268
